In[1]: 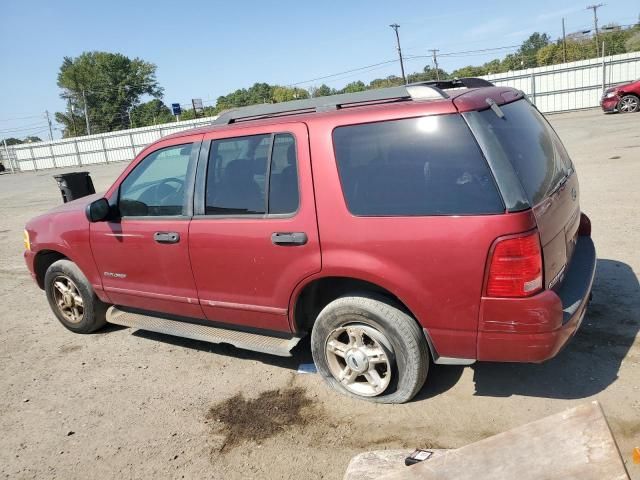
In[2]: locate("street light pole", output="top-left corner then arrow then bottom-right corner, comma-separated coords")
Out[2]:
389,23 -> 407,84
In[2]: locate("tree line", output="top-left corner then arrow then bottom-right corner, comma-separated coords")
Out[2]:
14,23 -> 640,140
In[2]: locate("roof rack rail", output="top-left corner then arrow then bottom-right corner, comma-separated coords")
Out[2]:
213,77 -> 494,125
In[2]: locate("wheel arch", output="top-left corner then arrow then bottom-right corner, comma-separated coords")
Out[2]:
34,249 -> 68,289
291,275 -> 423,335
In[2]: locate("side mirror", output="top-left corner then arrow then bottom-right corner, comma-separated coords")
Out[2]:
85,198 -> 111,222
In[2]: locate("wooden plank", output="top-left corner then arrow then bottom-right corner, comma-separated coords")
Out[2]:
380,402 -> 629,480
344,449 -> 447,480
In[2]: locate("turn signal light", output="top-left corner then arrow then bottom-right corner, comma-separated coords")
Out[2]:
486,231 -> 543,298
23,230 -> 31,251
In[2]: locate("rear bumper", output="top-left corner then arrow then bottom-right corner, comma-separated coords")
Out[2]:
477,236 -> 596,362
601,97 -> 618,112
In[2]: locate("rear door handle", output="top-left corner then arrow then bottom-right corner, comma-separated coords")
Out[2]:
271,232 -> 307,246
154,231 -> 180,244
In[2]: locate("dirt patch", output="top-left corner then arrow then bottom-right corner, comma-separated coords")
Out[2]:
206,387 -> 319,452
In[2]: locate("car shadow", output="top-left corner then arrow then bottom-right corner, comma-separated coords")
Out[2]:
470,258 -> 639,399
131,329 -> 314,372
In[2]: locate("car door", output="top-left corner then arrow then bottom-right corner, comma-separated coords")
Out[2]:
189,122 -> 321,332
90,136 -> 205,319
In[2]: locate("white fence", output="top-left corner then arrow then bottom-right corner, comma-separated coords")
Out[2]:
2,50 -> 640,173
484,51 -> 640,113
1,116 -> 217,173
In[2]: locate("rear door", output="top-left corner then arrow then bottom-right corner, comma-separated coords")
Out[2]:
189,122 -> 321,332
470,99 -> 579,289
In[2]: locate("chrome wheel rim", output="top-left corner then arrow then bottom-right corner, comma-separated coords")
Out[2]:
325,324 -> 393,397
620,96 -> 639,112
52,275 -> 84,324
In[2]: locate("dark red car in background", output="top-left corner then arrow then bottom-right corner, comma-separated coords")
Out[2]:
601,79 -> 640,113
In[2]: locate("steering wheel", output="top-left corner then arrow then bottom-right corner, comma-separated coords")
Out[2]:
151,177 -> 185,204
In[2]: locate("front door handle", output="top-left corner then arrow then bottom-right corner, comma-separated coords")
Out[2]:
271,232 -> 308,246
154,231 -> 180,244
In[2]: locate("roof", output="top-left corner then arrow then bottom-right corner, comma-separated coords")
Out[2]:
163,79 -> 520,141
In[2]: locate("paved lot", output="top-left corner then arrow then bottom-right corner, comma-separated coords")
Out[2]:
1,109 -> 639,479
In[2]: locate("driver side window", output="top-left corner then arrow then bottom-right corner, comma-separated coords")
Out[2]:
119,144 -> 193,217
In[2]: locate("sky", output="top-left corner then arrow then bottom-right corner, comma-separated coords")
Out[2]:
1,0 -> 638,140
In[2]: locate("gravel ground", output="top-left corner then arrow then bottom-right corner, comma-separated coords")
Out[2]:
0,109 -> 638,479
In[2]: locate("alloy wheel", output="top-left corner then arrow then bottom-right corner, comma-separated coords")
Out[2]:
619,95 -> 639,113
52,275 -> 85,324
324,323 -> 393,397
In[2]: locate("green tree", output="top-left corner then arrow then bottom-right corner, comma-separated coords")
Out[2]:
55,51 -> 163,137
407,66 -> 450,83
450,65 -> 487,78
310,84 -> 336,97
626,30 -> 640,51
339,81 -> 367,93
130,99 -> 174,127
519,32 -> 551,67
368,75 -> 404,89
0,136 -> 42,145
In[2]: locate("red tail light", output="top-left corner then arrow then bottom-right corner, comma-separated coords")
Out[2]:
486,231 -> 543,298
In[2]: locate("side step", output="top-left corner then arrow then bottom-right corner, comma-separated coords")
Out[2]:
106,306 -> 302,357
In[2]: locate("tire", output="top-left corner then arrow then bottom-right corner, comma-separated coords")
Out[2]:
311,294 -> 429,404
617,94 -> 639,113
44,259 -> 107,333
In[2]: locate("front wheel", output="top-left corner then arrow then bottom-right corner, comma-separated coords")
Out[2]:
44,259 -> 107,333
617,94 -> 639,113
311,295 -> 429,404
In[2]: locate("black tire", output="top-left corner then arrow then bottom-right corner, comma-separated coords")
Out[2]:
44,259 -> 108,333
617,94 -> 639,113
311,294 -> 429,404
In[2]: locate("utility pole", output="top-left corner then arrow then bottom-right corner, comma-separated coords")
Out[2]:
430,49 -> 441,80
44,110 -> 53,141
81,89 -> 91,135
562,18 -> 567,63
586,4 -> 604,56
389,23 -> 407,84
67,97 -> 77,137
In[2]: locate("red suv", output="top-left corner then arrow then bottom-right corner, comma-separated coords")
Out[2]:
24,79 -> 596,403
601,79 -> 640,113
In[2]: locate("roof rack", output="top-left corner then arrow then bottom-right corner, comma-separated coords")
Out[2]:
213,77 -> 494,125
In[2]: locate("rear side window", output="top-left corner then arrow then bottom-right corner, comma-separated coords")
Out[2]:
205,133 -> 299,215
477,100 -> 571,205
332,115 -> 503,216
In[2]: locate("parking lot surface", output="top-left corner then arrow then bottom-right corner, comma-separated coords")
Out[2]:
1,109 -> 639,479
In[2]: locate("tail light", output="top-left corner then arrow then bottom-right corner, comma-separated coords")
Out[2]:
486,231 -> 543,298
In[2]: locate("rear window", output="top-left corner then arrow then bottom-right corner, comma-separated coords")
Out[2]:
477,99 -> 572,205
332,115 -> 504,216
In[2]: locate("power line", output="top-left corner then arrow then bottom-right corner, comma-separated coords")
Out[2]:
287,59 -> 397,87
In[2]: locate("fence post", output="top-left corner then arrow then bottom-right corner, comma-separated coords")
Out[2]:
49,143 -> 57,168
73,138 -> 82,166
129,133 -> 136,160
530,72 -> 536,105
29,146 -> 37,171
2,139 -> 15,174
100,136 -> 109,163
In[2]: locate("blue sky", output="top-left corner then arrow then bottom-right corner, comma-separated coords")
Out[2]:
1,0 -> 637,139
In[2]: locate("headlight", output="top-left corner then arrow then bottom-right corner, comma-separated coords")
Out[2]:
604,91 -> 617,99
23,230 -> 31,251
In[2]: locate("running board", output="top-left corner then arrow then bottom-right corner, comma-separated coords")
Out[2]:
106,306 -> 302,357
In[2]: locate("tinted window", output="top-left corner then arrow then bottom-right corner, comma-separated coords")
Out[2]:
478,100 -> 571,205
333,115 -> 503,216
119,144 -> 192,217
205,133 -> 299,216
268,134 -> 299,214
206,134 -> 270,215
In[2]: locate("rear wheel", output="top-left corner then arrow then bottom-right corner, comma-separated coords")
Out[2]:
44,259 -> 107,333
617,94 -> 639,113
311,295 -> 429,404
